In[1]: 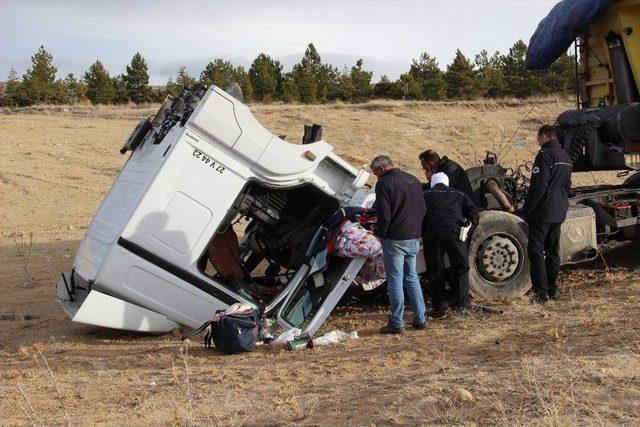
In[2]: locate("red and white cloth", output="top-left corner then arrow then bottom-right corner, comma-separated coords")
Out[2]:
212,303 -> 254,322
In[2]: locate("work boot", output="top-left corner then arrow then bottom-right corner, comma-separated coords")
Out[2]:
454,305 -> 473,316
548,292 -> 559,301
411,320 -> 427,330
379,322 -> 404,334
530,293 -> 549,304
429,305 -> 449,320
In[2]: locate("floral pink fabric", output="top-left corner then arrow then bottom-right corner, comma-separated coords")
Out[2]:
336,222 -> 382,258
335,221 -> 386,289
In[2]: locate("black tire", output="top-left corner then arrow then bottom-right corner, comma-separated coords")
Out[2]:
624,172 -> 640,187
469,210 -> 531,300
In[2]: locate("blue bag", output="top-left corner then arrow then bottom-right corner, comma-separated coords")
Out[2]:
208,310 -> 259,354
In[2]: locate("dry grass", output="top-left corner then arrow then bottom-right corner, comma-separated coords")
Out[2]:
0,99 -> 639,425
11,232 -> 34,288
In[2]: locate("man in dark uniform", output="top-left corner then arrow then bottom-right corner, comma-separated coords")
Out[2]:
371,155 -> 427,334
419,149 -> 475,201
522,125 -> 572,302
422,172 -> 479,316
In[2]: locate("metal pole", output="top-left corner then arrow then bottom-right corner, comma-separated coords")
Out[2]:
575,38 -> 581,108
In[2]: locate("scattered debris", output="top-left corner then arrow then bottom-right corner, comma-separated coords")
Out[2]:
285,337 -> 313,351
272,328 -> 303,346
312,330 -> 359,346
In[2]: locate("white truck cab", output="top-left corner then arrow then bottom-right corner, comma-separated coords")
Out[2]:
56,86 -> 374,335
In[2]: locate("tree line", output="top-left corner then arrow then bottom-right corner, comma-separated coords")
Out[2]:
0,42 -> 575,107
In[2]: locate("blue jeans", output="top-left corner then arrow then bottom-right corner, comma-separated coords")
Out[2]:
382,238 -> 426,328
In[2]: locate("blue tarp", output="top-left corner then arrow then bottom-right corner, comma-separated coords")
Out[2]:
526,0 -> 613,69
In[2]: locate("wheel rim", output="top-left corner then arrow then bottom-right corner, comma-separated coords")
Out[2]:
475,233 -> 522,283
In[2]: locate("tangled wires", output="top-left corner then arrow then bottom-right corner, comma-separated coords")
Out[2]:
503,161 -> 533,204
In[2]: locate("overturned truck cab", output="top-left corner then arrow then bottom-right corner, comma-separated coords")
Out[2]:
56,85 -> 640,334
57,86 -> 372,334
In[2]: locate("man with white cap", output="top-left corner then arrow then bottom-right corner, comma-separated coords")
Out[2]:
422,172 -> 479,316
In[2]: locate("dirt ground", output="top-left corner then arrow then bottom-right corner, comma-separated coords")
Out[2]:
1,99 -> 639,425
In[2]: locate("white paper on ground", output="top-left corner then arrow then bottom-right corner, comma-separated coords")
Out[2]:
271,328 -> 302,346
312,330 -> 359,346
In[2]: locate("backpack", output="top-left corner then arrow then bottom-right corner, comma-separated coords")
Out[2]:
207,309 -> 259,354
184,305 -> 259,355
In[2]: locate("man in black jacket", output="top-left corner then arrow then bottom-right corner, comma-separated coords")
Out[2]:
522,125 -> 572,302
422,172 -> 479,316
419,149 -> 475,201
371,155 -> 427,334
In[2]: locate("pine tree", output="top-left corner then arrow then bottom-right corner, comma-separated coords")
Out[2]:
52,80 -> 70,104
444,49 -> 481,100
112,75 -> 129,104
232,66 -> 253,102
292,43 -> 321,104
392,73 -> 422,100
543,52 -> 575,95
21,45 -> 59,104
124,52 -> 152,104
350,59 -> 372,102
303,43 -> 322,69
293,65 -> 318,104
84,60 -> 115,104
176,66 -> 196,91
200,59 -> 235,88
474,50 -> 507,98
500,40 -> 545,98
165,76 -> 177,97
249,53 -> 282,102
333,67 -> 355,101
167,66 -> 196,96
149,87 -> 166,103
63,73 -> 86,103
280,74 -> 299,103
165,75 -> 177,96
409,52 -> 445,100
3,68 -> 22,106
374,75 -> 395,99
318,63 -> 340,102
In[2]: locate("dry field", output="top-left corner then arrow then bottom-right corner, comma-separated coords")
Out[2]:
1,99 -> 639,425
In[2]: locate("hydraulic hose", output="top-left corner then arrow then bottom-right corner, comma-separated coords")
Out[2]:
486,179 -> 516,213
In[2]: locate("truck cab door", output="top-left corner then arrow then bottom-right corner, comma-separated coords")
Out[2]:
276,256 -> 367,336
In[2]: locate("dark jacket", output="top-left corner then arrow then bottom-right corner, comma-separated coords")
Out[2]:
422,183 -> 479,235
437,156 -> 475,202
522,139 -> 572,224
374,168 -> 426,239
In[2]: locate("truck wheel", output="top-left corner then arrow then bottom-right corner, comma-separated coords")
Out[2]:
624,172 -> 640,187
469,210 -> 531,300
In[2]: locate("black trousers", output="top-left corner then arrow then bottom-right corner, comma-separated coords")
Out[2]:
527,222 -> 561,298
423,230 -> 470,310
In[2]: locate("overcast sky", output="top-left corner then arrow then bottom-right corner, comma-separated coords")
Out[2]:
0,0 -> 559,84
